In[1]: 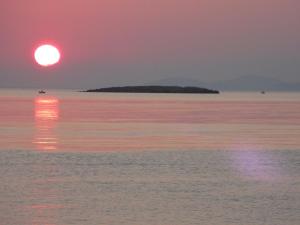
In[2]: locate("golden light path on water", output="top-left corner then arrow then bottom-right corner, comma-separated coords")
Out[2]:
34,96 -> 59,151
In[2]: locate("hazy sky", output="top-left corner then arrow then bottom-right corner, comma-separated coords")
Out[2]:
1,0 -> 299,88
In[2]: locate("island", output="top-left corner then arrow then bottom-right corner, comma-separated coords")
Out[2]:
84,86 -> 219,94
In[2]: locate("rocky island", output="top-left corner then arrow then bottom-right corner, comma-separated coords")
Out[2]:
84,86 -> 219,94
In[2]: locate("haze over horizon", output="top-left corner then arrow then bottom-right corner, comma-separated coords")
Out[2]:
1,0 -> 299,89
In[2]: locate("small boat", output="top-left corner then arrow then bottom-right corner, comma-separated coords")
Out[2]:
38,90 -> 46,94
260,91 -> 266,94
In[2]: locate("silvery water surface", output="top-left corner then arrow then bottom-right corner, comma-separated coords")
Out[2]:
0,89 -> 299,225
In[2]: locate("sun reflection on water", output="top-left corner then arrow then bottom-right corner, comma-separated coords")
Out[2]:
229,144 -> 281,181
34,96 -> 59,151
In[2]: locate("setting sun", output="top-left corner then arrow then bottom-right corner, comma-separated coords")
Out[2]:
34,44 -> 60,67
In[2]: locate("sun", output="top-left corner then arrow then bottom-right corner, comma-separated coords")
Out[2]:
34,44 -> 61,67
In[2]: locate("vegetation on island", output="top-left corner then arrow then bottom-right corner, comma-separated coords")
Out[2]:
84,86 -> 219,94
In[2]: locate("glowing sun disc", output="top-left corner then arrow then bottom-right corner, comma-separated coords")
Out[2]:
34,44 -> 60,67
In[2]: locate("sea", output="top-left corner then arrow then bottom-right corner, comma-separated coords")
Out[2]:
0,88 -> 299,225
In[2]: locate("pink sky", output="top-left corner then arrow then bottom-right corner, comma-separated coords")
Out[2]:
1,0 -> 300,88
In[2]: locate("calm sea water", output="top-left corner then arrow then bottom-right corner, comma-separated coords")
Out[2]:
0,89 -> 299,225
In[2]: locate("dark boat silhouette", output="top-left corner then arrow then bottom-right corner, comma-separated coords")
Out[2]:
38,90 -> 46,94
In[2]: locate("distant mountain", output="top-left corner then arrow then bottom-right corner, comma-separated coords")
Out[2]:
147,77 -> 206,87
210,75 -> 300,91
150,75 -> 300,91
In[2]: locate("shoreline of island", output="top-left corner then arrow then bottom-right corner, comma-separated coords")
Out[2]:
83,86 -> 220,94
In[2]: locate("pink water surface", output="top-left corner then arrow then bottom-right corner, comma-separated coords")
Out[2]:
0,89 -> 299,152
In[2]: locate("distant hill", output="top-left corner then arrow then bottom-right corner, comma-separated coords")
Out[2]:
147,77 -> 206,87
210,75 -> 300,91
150,75 -> 300,91
85,86 -> 219,94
